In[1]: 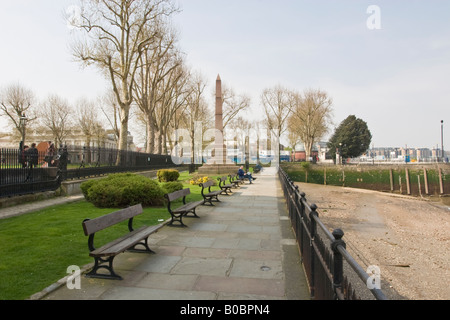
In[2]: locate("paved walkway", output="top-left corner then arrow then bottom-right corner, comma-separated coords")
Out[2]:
0,195 -> 84,220
11,167 -> 310,300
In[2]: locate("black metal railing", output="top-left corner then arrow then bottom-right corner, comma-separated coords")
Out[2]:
0,146 -> 182,198
63,145 -> 178,180
279,167 -> 388,300
0,148 -> 62,198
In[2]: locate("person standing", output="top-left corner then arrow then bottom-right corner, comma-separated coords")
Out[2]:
45,141 -> 56,167
26,143 -> 39,169
19,145 -> 29,168
24,143 -> 38,182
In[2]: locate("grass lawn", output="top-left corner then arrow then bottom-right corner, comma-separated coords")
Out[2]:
0,171 -> 221,300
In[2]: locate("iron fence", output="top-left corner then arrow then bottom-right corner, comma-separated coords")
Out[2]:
278,167 -> 388,300
0,148 -> 62,198
0,146 -> 180,198
63,145 -> 177,180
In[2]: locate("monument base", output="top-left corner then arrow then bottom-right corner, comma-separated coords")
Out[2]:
197,164 -> 239,175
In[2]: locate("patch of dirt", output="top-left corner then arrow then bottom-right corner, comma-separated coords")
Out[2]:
294,182 -> 450,300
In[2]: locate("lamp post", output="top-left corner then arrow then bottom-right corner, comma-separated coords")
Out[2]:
336,143 -> 342,165
19,113 -> 28,147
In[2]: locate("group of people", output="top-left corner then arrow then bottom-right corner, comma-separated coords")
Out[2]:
19,141 -> 57,168
19,143 -> 39,169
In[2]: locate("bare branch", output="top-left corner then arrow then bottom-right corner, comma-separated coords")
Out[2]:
287,88 -> 334,160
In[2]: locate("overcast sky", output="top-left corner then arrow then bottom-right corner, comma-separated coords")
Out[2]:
0,0 -> 449,149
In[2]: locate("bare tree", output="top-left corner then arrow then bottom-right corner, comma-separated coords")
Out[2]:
156,60 -> 190,154
179,72 -> 211,165
76,98 -> 105,148
261,85 -> 293,162
0,83 -> 37,145
99,90 -> 121,144
227,115 -> 252,164
288,89 -> 333,161
40,95 -> 74,146
222,85 -> 251,130
133,21 -> 181,153
287,130 -> 301,161
70,0 -> 177,163
261,85 -> 292,135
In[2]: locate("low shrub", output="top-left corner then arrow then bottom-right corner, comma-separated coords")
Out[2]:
80,173 -> 166,208
157,169 -> 180,182
161,181 -> 184,194
80,178 -> 97,201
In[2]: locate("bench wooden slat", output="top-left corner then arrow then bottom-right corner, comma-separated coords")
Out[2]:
173,200 -> 205,214
83,204 -> 143,236
201,180 -> 215,189
90,224 -> 164,257
204,190 -> 221,197
165,188 -> 190,202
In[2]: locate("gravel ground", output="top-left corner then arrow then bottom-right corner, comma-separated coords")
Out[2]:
294,182 -> 450,300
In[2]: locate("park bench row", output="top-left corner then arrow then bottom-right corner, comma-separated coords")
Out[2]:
81,174 -> 251,280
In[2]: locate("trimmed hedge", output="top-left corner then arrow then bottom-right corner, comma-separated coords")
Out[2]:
157,169 -> 180,182
161,181 -> 184,194
80,173 -> 166,208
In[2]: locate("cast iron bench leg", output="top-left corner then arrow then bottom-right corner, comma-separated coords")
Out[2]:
86,256 -> 122,280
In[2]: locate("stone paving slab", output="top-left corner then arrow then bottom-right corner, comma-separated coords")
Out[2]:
194,276 -> 285,298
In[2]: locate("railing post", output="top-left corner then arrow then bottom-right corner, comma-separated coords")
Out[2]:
300,192 -> 306,217
309,203 -> 318,299
299,192 -> 306,240
293,185 -> 299,220
331,228 -> 346,299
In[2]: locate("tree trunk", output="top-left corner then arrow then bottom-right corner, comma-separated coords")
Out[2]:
146,114 -> 156,154
305,140 -> 313,161
155,130 -> 162,155
116,104 -> 130,165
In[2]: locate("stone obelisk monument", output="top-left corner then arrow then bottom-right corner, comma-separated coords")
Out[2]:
214,74 -> 226,165
198,75 -> 239,175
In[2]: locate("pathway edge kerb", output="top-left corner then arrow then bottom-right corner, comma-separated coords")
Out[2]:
0,195 -> 85,220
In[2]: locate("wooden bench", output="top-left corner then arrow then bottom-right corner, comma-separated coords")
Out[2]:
218,176 -> 233,195
200,180 -> 222,206
82,204 -> 164,280
229,174 -> 242,188
164,189 -> 204,227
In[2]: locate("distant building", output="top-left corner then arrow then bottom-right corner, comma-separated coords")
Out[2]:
290,141 -> 330,163
360,146 -> 442,163
0,128 -> 137,151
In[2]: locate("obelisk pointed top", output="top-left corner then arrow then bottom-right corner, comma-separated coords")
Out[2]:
217,74 -> 221,81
